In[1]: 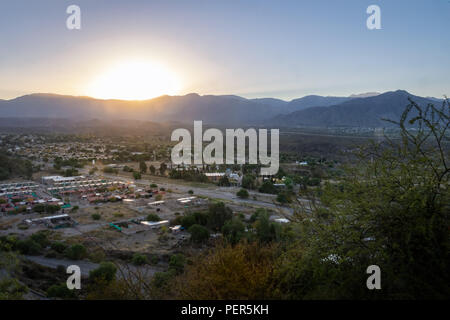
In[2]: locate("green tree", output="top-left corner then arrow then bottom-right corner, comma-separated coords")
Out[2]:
222,218 -> 246,245
241,174 -> 256,189
236,188 -> 249,199
159,162 -> 167,175
89,262 -> 117,283
65,244 -> 87,260
146,213 -> 161,222
207,202 -> 233,231
131,253 -> 148,266
133,171 -> 142,180
188,224 -> 210,243
139,161 -> 147,173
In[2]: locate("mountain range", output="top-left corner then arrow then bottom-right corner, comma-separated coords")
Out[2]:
0,90 -> 444,128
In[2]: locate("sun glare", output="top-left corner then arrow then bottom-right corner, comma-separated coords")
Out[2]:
87,61 -> 181,100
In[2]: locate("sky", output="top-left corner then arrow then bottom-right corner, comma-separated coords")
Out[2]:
0,0 -> 448,100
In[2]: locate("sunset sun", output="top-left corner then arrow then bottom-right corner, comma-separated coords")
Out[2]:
87,61 -> 181,100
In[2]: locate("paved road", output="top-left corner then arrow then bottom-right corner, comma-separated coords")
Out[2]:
24,255 -> 162,280
24,255 -> 99,276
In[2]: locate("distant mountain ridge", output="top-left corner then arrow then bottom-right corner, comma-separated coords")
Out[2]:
272,90 -> 442,127
0,90 -> 445,127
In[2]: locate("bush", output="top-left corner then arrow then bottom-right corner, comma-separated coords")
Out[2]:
47,283 -> 76,299
133,172 -> 142,180
236,189 -> 249,199
91,213 -> 101,220
188,190 -> 194,195
188,224 -> 210,244
146,213 -> 161,222
169,254 -> 186,274
16,239 -> 42,255
50,241 -> 67,254
207,202 -> 233,231
276,192 -> 291,203
222,218 -> 246,245
258,180 -> 278,194
131,253 -> 148,266
89,262 -> 117,283
65,244 -> 87,260
30,231 -> 50,248
150,183 -> 158,188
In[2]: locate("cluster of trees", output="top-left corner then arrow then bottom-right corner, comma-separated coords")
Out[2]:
0,153 -> 33,180
169,169 -> 208,183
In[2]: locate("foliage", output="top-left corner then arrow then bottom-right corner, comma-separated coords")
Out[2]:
47,283 -> 77,299
91,213 -> 101,220
236,188 -> 249,199
146,213 -> 161,222
169,254 -> 186,275
188,224 -> 210,243
258,180 -> 278,194
131,253 -> 148,266
64,244 -> 87,260
170,242 -> 278,299
222,218 -> 246,245
89,261 -> 117,283
139,160 -> 147,173
207,202 -> 233,231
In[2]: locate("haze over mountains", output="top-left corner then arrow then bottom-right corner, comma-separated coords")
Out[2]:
0,90 -> 444,128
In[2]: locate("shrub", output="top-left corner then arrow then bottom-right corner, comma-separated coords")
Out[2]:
188,224 -> 210,244
16,239 -> 42,255
47,283 -> 76,299
236,188 -> 249,199
65,244 -> 87,260
146,213 -> 161,222
169,254 -> 186,274
50,241 -> 67,254
222,218 -> 246,245
89,262 -> 117,283
131,253 -> 148,266
91,213 -> 101,220
258,180 -> 278,194
207,202 -> 233,231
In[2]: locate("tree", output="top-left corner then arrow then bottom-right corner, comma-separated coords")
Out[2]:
255,211 -> 280,244
241,174 -> 256,189
64,244 -> 87,260
236,188 -> 249,199
259,180 -> 277,194
170,242 -> 277,299
169,254 -> 186,275
91,213 -> 101,220
207,202 -> 233,231
139,161 -> 147,173
132,253 -> 148,266
133,171 -> 142,180
159,162 -> 167,175
89,262 -> 117,283
188,224 -> 210,243
222,218 -> 246,245
146,213 -> 161,222
47,283 -> 76,299
218,175 -> 230,187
